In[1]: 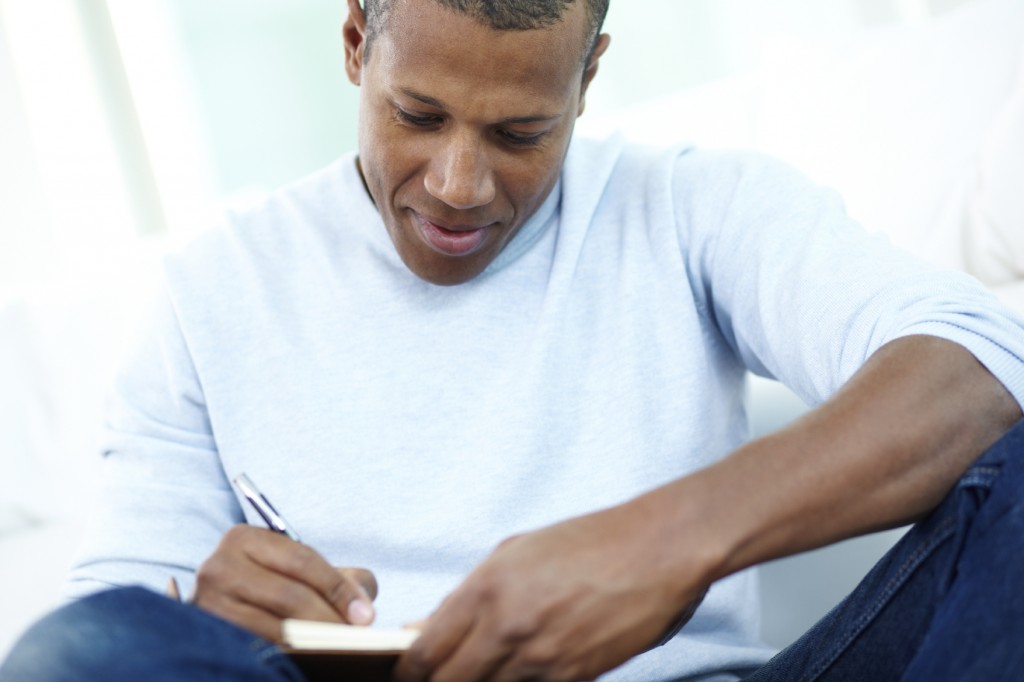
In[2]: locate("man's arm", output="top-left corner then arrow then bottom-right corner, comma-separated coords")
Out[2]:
677,334 -> 1020,576
395,335 -> 1021,682
69,284 -> 379,641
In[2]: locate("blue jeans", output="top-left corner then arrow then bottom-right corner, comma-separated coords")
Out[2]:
3,420 -> 1023,681
747,418 -> 1024,681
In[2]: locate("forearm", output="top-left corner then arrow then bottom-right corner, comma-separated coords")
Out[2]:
641,335 -> 1022,587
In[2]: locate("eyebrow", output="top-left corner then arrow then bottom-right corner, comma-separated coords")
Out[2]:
397,87 -> 562,125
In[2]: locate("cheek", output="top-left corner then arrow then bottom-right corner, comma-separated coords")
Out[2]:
357,93 -> 377,153
502,153 -> 562,209
359,124 -> 413,205
361,113 -> 423,174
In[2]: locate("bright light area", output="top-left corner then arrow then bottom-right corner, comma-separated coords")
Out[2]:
104,0 -> 217,240
2,0 -> 137,285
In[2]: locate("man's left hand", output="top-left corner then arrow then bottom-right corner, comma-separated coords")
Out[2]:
393,499 -> 708,682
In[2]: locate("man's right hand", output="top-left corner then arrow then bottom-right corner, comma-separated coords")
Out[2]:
192,525 -> 378,642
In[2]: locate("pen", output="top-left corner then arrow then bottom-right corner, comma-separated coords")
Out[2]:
233,472 -> 302,543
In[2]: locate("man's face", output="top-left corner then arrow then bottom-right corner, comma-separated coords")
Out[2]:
344,0 -> 606,285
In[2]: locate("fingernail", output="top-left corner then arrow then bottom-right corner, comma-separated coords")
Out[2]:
348,598 -> 375,625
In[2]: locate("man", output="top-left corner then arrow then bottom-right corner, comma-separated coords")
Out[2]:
3,0 -> 1023,680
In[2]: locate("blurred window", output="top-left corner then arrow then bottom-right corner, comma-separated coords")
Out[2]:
0,0 -> 971,289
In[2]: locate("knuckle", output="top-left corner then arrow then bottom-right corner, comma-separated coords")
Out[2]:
495,610 -> 540,644
470,567 -> 502,604
281,543 -> 319,576
474,580 -> 499,607
325,574 -> 360,607
222,524 -> 252,546
520,640 -> 559,669
195,553 -> 230,588
495,533 -> 521,551
189,577 -> 218,610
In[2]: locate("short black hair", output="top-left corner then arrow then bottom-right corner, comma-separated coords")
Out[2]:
363,0 -> 609,67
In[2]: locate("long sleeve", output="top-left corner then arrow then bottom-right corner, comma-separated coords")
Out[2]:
65,284 -> 243,600
671,149 -> 1024,410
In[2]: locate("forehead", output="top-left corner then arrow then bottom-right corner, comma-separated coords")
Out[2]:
370,0 -> 589,115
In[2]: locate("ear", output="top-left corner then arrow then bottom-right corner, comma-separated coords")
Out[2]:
577,33 -> 610,117
343,0 -> 368,86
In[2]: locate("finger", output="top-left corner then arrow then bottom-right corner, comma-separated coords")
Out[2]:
331,567 -> 377,625
338,566 -> 379,601
394,592 -> 478,682
196,540 -> 346,624
427,618 -> 512,682
234,564 -> 351,624
238,529 -> 370,622
199,589 -> 289,642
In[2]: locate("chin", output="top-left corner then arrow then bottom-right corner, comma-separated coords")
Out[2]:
412,262 -> 487,286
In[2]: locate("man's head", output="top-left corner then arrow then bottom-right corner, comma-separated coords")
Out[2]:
343,0 -> 611,285
363,0 -> 610,69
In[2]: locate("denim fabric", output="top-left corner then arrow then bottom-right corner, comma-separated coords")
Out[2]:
747,419 -> 1024,681
0,586 -> 303,682
2,421 -> 1022,682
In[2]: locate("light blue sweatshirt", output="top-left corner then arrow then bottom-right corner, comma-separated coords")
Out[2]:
68,136 -> 1024,681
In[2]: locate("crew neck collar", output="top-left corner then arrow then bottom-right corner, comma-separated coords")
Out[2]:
346,155 -> 561,280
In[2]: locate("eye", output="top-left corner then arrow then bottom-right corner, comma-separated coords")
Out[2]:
396,109 -> 442,128
497,129 -> 544,148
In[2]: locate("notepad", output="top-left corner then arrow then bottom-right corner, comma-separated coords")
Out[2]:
282,621 -> 421,682
283,619 -> 420,652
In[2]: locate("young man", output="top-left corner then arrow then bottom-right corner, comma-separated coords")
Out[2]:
3,1 -> 1023,680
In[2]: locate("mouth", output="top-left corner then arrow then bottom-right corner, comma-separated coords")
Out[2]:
413,212 -> 491,257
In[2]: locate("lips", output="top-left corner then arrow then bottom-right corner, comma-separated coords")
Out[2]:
413,213 -> 490,257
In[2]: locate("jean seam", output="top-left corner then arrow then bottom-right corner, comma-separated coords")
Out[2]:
802,514 -> 958,682
957,467 -> 1000,488
251,640 -> 284,666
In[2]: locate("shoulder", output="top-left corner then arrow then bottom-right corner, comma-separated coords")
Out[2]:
564,135 -> 822,211
210,154 -> 364,252
672,148 -> 844,236
562,135 -> 838,243
165,154 -> 369,284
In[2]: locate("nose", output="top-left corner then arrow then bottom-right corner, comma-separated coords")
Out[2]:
424,136 -> 496,210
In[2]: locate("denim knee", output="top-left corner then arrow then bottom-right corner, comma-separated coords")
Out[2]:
0,586 -> 302,682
